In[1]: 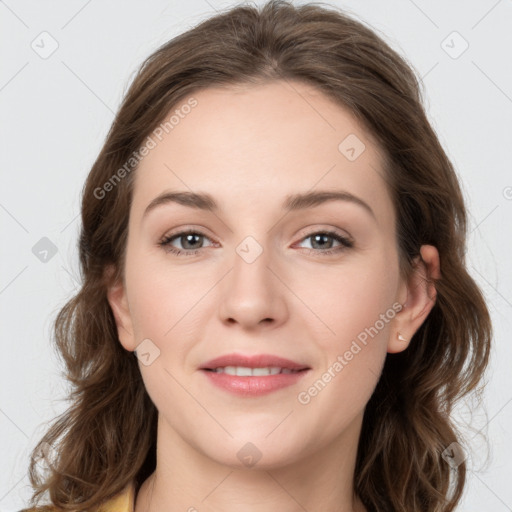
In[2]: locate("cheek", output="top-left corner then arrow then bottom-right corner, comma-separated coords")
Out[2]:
126,237 -> 399,356
294,265 -> 397,436
124,245 -> 208,342
297,255 -> 399,346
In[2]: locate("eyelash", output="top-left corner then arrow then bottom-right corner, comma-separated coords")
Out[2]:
158,229 -> 354,257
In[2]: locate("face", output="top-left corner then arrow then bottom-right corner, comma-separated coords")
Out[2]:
107,79 -> 436,470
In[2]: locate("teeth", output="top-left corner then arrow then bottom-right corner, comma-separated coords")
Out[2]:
235,366 -> 252,376
252,367 -> 273,376
212,366 -> 300,376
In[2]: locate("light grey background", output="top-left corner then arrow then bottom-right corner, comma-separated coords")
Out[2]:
1,0 -> 511,510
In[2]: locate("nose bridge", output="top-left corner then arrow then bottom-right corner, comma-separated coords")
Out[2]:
231,232 -> 274,301
219,231 -> 287,327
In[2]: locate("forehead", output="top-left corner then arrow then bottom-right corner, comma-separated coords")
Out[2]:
130,79 -> 393,223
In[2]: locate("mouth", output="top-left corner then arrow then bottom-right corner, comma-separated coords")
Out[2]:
199,353 -> 311,396
203,366 -> 307,376
199,352 -> 310,373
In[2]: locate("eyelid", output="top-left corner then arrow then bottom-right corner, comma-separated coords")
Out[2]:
158,227 -> 217,250
295,225 -> 353,243
160,225 -> 354,247
158,225 -> 354,255
160,225 -> 217,242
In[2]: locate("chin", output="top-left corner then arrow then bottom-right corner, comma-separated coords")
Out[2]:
202,434 -> 307,471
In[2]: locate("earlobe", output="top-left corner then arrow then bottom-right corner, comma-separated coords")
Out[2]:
388,244 -> 440,354
105,265 -> 136,352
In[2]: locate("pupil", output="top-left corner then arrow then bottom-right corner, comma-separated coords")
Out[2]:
313,234 -> 331,249
184,234 -> 201,249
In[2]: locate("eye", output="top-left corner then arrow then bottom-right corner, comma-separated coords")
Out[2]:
158,228 -> 353,257
159,229 -> 215,256
295,230 -> 353,256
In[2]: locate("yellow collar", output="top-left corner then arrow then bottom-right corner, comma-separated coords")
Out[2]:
98,480 -> 136,512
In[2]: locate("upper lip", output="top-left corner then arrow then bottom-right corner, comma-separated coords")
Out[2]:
200,353 -> 310,370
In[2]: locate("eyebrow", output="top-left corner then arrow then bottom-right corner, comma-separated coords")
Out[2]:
142,189 -> 376,220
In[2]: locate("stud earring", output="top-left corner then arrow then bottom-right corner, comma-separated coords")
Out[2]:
397,332 -> 407,342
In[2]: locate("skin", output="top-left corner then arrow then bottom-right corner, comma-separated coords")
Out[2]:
107,79 -> 440,512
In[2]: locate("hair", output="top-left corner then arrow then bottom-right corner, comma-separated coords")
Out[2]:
23,1 -> 492,511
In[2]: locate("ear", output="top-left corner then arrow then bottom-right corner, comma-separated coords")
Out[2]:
388,245 -> 441,353
105,265 -> 136,352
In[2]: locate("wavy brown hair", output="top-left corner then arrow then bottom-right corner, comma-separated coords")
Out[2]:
23,1 -> 492,511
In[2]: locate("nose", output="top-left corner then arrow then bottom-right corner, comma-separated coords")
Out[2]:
218,242 -> 288,331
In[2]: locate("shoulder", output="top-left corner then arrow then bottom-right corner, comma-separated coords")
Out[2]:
18,480 -> 136,512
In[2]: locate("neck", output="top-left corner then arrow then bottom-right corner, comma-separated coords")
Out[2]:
134,413 -> 366,512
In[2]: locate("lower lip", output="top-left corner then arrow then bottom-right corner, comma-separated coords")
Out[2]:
201,369 -> 310,397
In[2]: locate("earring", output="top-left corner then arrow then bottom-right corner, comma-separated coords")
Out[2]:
397,332 -> 407,342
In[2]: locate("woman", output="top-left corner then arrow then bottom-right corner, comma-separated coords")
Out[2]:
22,1 -> 492,511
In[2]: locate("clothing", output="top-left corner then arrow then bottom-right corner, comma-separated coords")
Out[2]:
98,481 -> 135,512
20,480 -> 136,512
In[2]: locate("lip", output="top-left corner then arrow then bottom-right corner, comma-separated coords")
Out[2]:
199,353 -> 311,397
199,353 -> 310,371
